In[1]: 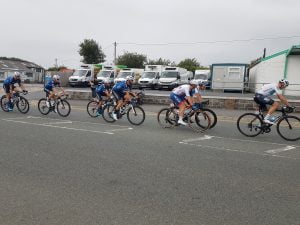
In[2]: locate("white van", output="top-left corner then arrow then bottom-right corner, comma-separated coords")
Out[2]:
194,69 -> 211,88
138,65 -> 165,89
68,64 -> 94,87
97,65 -> 116,84
158,67 -> 192,90
114,68 -> 144,88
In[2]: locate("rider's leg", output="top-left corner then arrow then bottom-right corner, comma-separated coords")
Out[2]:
178,101 -> 188,125
265,102 -> 279,120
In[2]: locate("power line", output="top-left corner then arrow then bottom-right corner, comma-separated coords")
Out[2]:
117,35 -> 300,46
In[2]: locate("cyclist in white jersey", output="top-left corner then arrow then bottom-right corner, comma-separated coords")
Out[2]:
254,79 -> 290,124
170,80 -> 199,126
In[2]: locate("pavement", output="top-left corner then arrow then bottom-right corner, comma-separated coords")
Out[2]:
0,86 -> 299,225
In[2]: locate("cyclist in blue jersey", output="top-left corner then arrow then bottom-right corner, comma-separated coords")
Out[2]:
111,76 -> 135,120
3,72 -> 27,111
95,80 -> 111,116
44,75 -> 65,108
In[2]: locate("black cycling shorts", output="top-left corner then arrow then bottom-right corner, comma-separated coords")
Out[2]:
3,84 -> 15,94
112,90 -> 125,100
254,93 -> 274,108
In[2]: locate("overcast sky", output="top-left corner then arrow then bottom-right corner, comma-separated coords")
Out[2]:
1,0 -> 300,68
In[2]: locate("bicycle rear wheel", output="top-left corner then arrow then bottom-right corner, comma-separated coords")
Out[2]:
102,103 -> 116,123
0,95 -> 9,112
57,99 -> 71,117
38,98 -> 50,115
277,115 -> 300,141
127,105 -> 145,125
17,96 -> 30,114
237,113 -> 262,137
87,100 -> 99,118
189,111 -> 211,132
196,108 -> 217,129
157,108 -> 176,128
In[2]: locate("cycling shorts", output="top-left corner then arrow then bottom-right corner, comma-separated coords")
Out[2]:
170,93 -> 185,106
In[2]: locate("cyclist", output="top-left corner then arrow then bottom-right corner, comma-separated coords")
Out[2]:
95,80 -> 111,116
169,80 -> 200,126
191,80 -> 206,104
254,79 -> 290,124
111,76 -> 135,120
3,71 -> 27,111
44,74 -> 65,109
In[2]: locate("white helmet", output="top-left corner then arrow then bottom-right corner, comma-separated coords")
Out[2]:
53,74 -> 60,80
126,75 -> 134,81
14,71 -> 21,77
189,79 -> 198,85
279,79 -> 289,87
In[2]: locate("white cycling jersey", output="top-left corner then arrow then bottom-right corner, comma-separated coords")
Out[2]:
172,84 -> 198,97
256,83 -> 281,97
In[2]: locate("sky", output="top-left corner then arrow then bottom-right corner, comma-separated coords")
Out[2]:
1,0 -> 300,69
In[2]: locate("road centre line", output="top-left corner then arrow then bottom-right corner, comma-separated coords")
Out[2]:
2,118 -> 114,135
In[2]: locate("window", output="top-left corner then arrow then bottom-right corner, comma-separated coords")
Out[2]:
36,68 -> 42,72
0,72 -> 5,79
26,73 -> 33,77
86,71 -> 91,77
228,67 -> 241,79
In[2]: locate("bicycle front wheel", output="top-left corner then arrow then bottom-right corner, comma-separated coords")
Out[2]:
57,99 -> 71,117
38,98 -> 50,115
277,115 -> 300,141
237,113 -> 262,137
189,111 -> 211,132
127,105 -> 145,125
102,103 -> 116,123
17,96 -> 30,114
0,95 -> 9,112
87,100 -> 99,118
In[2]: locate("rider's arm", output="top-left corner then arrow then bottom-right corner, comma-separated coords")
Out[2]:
277,94 -> 289,106
194,93 -> 202,103
186,96 -> 194,106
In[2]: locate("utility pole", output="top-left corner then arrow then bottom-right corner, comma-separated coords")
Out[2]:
55,58 -> 58,69
114,42 -> 117,65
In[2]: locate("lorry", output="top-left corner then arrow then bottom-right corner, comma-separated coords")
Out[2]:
114,68 -> 144,88
193,69 -> 211,88
68,64 -> 100,87
138,65 -> 165,89
96,65 -> 116,84
157,66 -> 193,90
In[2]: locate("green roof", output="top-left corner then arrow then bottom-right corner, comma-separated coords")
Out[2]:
261,45 -> 300,62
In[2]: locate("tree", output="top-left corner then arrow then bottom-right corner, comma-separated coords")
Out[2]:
116,52 -> 147,68
47,66 -> 67,71
79,39 -> 106,64
148,58 -> 172,66
177,58 -> 200,73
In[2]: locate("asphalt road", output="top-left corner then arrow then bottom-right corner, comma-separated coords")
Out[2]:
0,94 -> 299,225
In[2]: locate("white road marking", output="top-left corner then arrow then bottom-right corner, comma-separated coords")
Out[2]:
42,121 -> 73,125
105,127 -> 133,132
2,119 -> 113,135
265,146 -> 297,154
180,135 -> 214,143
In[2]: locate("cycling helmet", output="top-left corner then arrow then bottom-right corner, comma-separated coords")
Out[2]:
279,79 -> 289,87
189,79 -> 198,85
126,75 -> 134,81
14,71 -> 21,77
53,74 -> 60,80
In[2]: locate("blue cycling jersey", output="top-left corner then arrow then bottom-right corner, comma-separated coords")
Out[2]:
95,84 -> 107,95
45,79 -> 60,91
112,81 -> 129,93
4,76 -> 21,86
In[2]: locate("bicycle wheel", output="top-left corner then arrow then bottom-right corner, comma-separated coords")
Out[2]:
0,95 -> 9,112
127,105 -> 145,125
38,98 -> 50,115
237,113 -> 262,137
189,111 -> 211,132
157,108 -> 176,128
87,100 -> 99,118
196,108 -> 217,129
57,99 -> 71,117
277,115 -> 300,141
102,103 -> 116,123
16,96 -> 30,114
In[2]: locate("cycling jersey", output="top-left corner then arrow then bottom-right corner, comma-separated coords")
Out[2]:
4,76 -> 21,86
45,79 -> 60,91
112,81 -> 129,94
256,83 -> 280,97
172,84 -> 198,97
95,84 -> 108,96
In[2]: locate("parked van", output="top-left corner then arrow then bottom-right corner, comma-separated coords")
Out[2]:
138,65 -> 165,89
68,64 -> 95,87
157,67 -> 192,90
194,69 -> 211,88
97,65 -> 116,84
114,68 -> 144,88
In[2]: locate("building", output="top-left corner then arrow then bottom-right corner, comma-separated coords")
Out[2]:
211,63 -> 249,92
249,45 -> 300,96
0,59 -> 45,83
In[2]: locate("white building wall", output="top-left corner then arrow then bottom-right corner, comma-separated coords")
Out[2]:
285,55 -> 300,96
